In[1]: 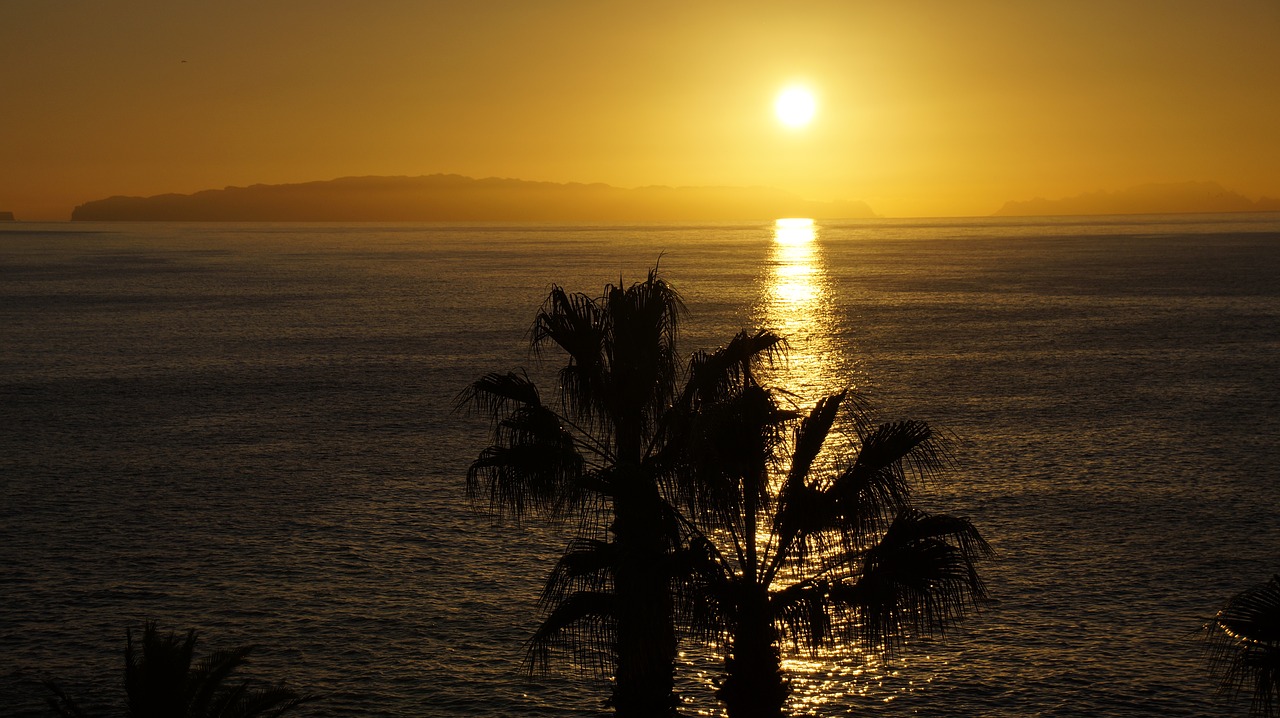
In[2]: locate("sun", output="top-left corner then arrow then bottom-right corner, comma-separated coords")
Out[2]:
775,86 -> 817,128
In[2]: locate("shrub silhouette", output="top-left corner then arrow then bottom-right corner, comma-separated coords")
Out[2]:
45,623 -> 316,718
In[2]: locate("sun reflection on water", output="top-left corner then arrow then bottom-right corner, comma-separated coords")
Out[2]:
754,218 -> 853,408
677,219 -> 925,715
750,220 -> 922,715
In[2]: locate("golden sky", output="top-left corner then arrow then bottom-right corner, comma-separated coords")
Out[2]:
3,0 -> 1278,220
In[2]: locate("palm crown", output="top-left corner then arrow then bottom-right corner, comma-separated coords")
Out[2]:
461,269 -> 692,716
665,349 -> 991,718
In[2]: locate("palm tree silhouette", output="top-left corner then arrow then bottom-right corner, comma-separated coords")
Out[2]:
462,270 -> 990,716
666,364 -> 991,718
45,622 -> 315,718
462,269 -> 727,716
1206,575 -> 1280,717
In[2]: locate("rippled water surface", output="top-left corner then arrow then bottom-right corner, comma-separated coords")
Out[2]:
2,215 -> 1279,716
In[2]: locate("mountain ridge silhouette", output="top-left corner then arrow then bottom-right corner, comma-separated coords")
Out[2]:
70,174 -> 878,222
993,181 -> 1280,217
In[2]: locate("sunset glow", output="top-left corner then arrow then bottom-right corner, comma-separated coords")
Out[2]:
1,4 -> 1278,220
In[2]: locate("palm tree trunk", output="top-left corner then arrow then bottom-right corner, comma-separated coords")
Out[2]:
609,460 -> 678,717
718,588 -> 787,718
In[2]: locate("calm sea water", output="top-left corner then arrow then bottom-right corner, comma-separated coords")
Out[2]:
2,215 -> 1279,717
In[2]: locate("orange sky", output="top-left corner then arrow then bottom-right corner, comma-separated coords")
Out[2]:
3,1 -> 1278,220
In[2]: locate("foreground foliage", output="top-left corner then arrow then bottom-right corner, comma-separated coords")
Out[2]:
667,349 -> 991,718
1206,575 -> 1280,717
461,269 -> 696,716
45,623 -> 315,718
461,268 -> 991,716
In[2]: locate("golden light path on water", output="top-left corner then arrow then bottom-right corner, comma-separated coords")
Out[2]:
755,218 -> 846,409
681,220 -> 941,716
748,219 -> 935,714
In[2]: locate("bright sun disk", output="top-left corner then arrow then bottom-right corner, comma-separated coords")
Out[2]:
775,86 -> 817,128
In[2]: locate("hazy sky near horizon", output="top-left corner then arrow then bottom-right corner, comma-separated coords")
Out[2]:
3,1 -> 1278,220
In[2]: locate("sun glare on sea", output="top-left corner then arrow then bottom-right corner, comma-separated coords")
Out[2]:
758,217 -> 844,406
775,86 -> 817,128
774,217 -> 815,243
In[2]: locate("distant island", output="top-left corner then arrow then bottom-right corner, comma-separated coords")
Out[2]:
994,181 -> 1280,217
0,211 -> 15,221
70,175 -> 877,222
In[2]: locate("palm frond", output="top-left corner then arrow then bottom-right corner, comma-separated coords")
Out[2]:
609,267 -> 685,362
542,538 -> 616,608
603,272 -> 685,446
47,624 -> 315,718
825,420 -> 953,543
42,680 -> 92,718
780,391 -> 845,496
680,329 -> 787,407
647,332 -> 790,563
771,581 -> 832,650
770,392 -> 847,564
533,285 -> 609,424
190,645 -> 254,716
532,285 -> 605,363
205,682 -> 248,718
530,272 -> 686,456
769,481 -> 836,574
670,532 -> 739,645
527,591 -> 618,677
832,508 -> 990,653
666,383 -> 791,529
209,684 -> 318,718
465,401 -> 588,518
1206,575 -> 1280,717
455,370 -> 541,419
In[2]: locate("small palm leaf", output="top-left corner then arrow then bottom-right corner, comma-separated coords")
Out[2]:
42,680 -> 92,718
208,684 -> 318,718
41,623 -> 319,718
670,532 -> 739,644
1207,575 -> 1280,717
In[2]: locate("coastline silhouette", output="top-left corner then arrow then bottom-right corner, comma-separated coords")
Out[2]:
68,175 -> 876,223
994,181 -> 1280,217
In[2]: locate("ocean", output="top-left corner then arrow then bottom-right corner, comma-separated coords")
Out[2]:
2,215 -> 1279,716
